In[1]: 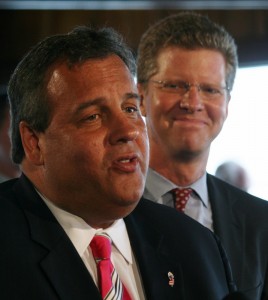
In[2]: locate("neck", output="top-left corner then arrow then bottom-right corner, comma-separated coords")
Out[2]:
149,148 -> 209,187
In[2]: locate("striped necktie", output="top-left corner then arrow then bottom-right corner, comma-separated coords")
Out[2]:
90,233 -> 131,300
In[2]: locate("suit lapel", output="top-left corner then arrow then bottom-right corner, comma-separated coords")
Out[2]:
207,174 -> 245,281
125,201 -> 185,300
13,175 -> 101,300
14,175 -> 185,299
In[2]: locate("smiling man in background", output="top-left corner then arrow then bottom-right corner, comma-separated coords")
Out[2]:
137,12 -> 268,300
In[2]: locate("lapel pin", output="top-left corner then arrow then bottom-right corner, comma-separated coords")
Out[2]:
168,271 -> 175,287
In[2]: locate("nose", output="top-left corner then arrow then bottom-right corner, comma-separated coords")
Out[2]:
179,85 -> 204,112
108,113 -> 141,145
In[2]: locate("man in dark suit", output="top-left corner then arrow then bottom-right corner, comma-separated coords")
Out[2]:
137,12 -> 268,300
0,25 -> 234,299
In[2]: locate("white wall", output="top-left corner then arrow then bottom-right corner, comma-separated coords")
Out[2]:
207,65 -> 268,200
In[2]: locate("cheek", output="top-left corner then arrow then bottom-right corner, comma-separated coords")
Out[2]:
141,131 -> 150,163
73,140 -> 103,165
220,103 -> 228,122
44,131 -> 99,165
207,101 -> 228,123
146,95 -> 169,122
145,90 -> 160,114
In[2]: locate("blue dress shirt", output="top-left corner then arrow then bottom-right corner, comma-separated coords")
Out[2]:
143,168 -> 213,231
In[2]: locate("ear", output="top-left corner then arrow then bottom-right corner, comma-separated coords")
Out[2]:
19,121 -> 44,165
138,83 -> 147,117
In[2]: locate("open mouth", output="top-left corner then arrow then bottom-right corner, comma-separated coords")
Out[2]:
112,155 -> 139,173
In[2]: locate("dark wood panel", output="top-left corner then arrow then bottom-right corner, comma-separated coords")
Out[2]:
1,9 -> 268,84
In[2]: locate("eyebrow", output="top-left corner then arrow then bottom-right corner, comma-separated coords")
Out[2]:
123,92 -> 140,102
74,92 -> 140,115
75,98 -> 105,114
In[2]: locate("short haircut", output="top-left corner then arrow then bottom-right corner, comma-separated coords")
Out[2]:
137,12 -> 238,90
8,26 -> 136,164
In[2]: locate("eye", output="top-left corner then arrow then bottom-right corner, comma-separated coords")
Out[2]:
162,81 -> 188,92
201,85 -> 221,95
163,82 -> 179,89
84,114 -> 100,122
124,106 -> 139,114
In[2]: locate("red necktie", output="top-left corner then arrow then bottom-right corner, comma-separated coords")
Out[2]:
89,233 -> 132,300
171,188 -> 192,212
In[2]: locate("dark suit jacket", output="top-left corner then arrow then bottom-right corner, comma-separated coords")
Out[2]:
0,174 -> 235,300
207,174 -> 268,300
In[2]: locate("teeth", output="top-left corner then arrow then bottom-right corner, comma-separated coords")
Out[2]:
120,159 -> 131,163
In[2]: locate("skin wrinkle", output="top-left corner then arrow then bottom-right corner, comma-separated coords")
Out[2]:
139,47 -> 229,185
22,55 -> 149,229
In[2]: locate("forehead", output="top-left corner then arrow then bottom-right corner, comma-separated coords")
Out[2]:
155,47 -> 227,79
47,55 -> 135,99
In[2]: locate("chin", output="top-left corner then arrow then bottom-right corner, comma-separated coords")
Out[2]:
114,190 -> 142,208
108,197 -> 139,220
120,194 -> 141,206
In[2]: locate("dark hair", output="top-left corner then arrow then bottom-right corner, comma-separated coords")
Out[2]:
137,12 -> 238,90
7,26 -> 136,164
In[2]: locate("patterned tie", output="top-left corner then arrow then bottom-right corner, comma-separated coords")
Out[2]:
89,233 -> 131,300
171,188 -> 192,212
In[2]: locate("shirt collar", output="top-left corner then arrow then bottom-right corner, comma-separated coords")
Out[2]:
144,168 -> 209,207
36,190 -> 133,264
144,168 -> 176,200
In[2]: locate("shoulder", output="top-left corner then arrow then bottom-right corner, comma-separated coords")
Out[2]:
0,178 -> 31,237
0,178 -> 19,205
132,197 -> 216,240
0,175 -> 43,221
0,177 -> 18,190
207,174 -> 268,206
207,174 -> 268,224
128,198 -> 231,273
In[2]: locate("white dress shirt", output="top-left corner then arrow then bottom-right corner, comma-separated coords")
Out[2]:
37,191 -> 146,300
143,168 -> 213,231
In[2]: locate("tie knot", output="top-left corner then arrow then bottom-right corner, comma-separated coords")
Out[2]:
90,233 -> 112,261
171,188 -> 192,212
172,187 -> 192,197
